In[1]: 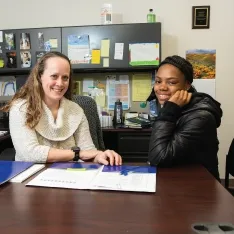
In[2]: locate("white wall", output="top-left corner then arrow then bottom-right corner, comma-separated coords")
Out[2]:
0,0 -> 234,178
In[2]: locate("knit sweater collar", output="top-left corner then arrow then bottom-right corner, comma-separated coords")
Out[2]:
35,97 -> 83,141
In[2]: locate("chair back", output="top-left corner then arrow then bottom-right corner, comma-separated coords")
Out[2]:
227,138 -> 234,177
225,138 -> 234,191
73,95 -> 105,150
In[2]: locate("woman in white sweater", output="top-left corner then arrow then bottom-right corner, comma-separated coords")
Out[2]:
2,52 -> 122,165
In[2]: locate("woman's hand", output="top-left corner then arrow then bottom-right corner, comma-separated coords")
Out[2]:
169,90 -> 192,107
94,150 -> 122,166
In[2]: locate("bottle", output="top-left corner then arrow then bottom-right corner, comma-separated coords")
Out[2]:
147,9 -> 156,23
113,99 -> 123,126
101,3 -> 112,25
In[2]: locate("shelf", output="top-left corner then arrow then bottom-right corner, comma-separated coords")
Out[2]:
0,96 -> 13,101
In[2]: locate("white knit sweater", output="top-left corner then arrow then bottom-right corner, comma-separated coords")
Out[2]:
9,97 -> 96,162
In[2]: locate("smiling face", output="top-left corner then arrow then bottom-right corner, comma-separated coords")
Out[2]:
154,64 -> 191,105
40,57 -> 70,107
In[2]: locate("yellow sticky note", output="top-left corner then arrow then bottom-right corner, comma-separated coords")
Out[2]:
67,168 -> 86,171
49,39 -> 58,48
132,73 -> 152,101
101,39 -> 110,57
103,58 -> 109,67
91,49 -> 101,64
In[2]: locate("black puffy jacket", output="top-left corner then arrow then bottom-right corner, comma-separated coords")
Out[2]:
148,92 -> 223,180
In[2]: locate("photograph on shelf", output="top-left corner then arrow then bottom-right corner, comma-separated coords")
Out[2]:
0,56 -> 4,68
5,33 -> 16,50
68,34 -> 91,64
38,32 -> 44,49
20,33 -> 31,50
6,52 -> 17,68
0,80 -> 16,96
20,51 -> 31,68
36,51 -> 46,61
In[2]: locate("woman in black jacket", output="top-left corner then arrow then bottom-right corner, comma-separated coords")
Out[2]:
147,55 -> 222,180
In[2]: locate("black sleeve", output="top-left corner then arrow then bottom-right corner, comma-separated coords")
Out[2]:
148,103 -> 217,166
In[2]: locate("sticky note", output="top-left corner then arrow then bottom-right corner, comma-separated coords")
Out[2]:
91,49 -> 101,64
49,39 -> 58,48
67,168 -> 86,171
101,39 -> 110,57
103,58 -> 109,67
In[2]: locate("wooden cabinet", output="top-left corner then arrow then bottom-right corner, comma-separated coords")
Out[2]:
102,128 -> 152,162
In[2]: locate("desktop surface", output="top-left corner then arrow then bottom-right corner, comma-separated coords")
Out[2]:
0,165 -> 234,234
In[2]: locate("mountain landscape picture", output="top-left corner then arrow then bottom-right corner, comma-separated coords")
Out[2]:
186,49 -> 216,79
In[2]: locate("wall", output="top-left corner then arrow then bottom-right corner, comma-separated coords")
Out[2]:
0,0 -> 233,178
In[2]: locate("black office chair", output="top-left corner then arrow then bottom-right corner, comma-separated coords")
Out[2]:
73,95 -> 105,151
225,138 -> 234,195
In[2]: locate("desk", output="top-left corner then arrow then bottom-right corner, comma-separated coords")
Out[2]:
0,165 -> 234,234
102,127 -> 152,162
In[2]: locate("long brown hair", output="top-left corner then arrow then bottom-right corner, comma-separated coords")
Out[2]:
1,51 -> 73,129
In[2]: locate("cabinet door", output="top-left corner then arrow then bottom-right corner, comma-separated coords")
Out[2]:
118,132 -> 151,162
62,23 -> 161,71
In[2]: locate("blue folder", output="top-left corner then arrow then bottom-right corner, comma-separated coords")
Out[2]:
50,162 -> 101,170
102,165 -> 157,175
0,161 -> 34,185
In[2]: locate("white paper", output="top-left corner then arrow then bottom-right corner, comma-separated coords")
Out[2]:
10,164 -> 45,183
0,31 -> 3,42
68,34 -> 90,64
26,168 -> 100,190
106,75 -> 130,110
26,166 -> 156,193
114,43 -> 124,60
193,79 -> 216,98
91,172 -> 156,192
129,43 -> 159,65
82,78 -> 94,93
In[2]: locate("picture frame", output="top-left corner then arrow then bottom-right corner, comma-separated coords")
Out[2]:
192,6 -> 210,29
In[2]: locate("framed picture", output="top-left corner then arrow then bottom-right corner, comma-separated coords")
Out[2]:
192,6 -> 210,29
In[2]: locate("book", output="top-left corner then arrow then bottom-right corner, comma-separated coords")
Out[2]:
26,163 -> 156,193
0,161 -> 34,185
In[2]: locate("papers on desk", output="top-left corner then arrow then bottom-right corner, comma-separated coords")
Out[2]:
26,163 -> 156,193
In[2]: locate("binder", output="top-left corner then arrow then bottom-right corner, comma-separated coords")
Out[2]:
0,161 -> 34,185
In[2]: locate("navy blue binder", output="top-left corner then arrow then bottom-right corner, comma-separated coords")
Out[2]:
0,161 -> 34,185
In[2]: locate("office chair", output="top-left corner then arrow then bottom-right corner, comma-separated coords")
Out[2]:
73,95 -> 105,151
225,138 -> 234,195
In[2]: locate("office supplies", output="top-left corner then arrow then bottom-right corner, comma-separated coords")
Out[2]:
0,161 -> 34,185
125,116 -> 152,128
26,163 -> 156,193
10,164 -> 45,183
